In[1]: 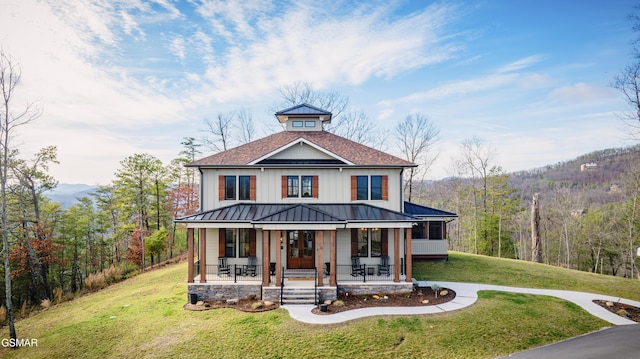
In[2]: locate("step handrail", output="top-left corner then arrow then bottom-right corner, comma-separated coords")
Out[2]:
314,267 -> 318,305
280,266 -> 285,305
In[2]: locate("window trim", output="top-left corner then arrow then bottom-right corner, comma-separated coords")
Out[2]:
284,175 -> 317,198
287,176 -> 299,197
238,175 -> 251,200
356,228 -> 368,257
238,228 -> 251,258
224,176 -> 236,200
370,228 -> 382,257
370,175 -> 382,200
224,228 -> 236,257
356,176 -> 368,200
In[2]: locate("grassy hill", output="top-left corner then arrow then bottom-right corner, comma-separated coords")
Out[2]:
2,252 -> 639,358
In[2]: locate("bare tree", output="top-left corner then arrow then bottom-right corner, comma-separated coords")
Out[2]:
395,113 -> 440,202
612,62 -> 640,139
457,136 -> 496,253
612,5 -> 640,139
234,107 -> 255,145
332,109 -> 381,148
202,113 -> 233,152
531,193 -> 542,263
1,49 -> 41,346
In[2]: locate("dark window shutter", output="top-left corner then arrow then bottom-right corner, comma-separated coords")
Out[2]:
351,229 -> 357,256
249,229 -> 257,256
381,228 -> 388,256
218,228 -> 226,257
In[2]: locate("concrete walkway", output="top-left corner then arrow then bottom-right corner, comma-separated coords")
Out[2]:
280,280 -> 640,325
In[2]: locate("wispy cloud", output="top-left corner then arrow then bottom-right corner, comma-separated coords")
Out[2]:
496,54 -> 546,73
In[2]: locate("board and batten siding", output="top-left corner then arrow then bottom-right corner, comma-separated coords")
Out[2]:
200,167 -> 403,212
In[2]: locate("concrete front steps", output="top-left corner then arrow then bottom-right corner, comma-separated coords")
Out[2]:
281,287 -> 317,304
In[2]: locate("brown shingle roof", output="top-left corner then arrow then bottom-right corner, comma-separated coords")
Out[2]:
188,131 -> 415,167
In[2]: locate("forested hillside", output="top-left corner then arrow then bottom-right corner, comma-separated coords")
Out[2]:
418,144 -> 640,280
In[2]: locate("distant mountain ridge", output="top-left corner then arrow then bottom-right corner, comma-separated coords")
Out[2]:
45,183 -> 98,208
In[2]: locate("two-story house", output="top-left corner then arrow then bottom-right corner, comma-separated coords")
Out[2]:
177,104 -> 456,304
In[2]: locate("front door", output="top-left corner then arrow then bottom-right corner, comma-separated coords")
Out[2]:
287,230 -> 315,269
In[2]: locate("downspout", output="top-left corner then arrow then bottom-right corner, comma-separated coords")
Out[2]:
198,168 -> 204,211
400,168 -> 406,275
399,168 -> 404,211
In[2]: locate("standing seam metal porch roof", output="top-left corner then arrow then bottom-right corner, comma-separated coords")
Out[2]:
175,203 -> 420,224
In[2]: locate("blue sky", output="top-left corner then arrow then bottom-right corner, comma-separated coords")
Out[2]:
1,0 -> 637,185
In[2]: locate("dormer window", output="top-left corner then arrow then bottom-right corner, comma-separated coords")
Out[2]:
305,121 -> 316,128
292,121 -> 303,127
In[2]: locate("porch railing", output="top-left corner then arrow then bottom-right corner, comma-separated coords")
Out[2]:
335,264 -> 395,282
193,262 -> 262,283
412,239 -> 448,256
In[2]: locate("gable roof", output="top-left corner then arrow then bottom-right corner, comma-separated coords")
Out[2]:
188,130 -> 415,167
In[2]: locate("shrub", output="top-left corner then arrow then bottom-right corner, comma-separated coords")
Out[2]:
251,302 -> 264,309
21,300 -> 27,318
104,264 -> 123,284
0,305 -> 6,324
85,272 -> 106,291
333,300 -> 345,307
53,287 -> 63,303
41,299 -> 51,309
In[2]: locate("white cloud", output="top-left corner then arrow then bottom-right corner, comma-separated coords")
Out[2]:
496,55 -> 546,73
196,2 -> 462,102
548,83 -> 618,103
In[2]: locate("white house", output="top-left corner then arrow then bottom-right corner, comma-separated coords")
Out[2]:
176,104 -> 456,304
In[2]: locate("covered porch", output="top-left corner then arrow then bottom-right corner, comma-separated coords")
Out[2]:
177,203 -> 419,303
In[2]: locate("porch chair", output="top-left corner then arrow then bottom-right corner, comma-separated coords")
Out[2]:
377,255 -> 391,276
351,256 -> 365,277
242,256 -> 257,277
324,262 -> 330,277
218,257 -> 230,276
269,262 -> 276,276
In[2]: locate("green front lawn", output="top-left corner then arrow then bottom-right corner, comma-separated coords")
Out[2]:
2,252 -> 631,358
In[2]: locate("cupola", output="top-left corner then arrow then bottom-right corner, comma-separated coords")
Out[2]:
274,103 -> 332,132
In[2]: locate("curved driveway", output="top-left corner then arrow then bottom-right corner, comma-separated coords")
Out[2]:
281,281 -> 640,325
